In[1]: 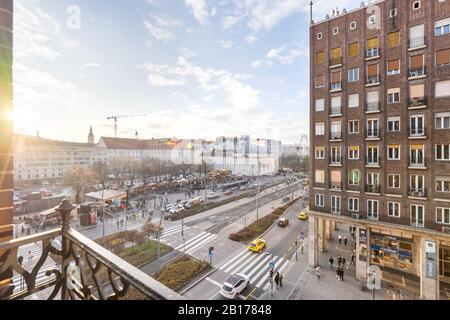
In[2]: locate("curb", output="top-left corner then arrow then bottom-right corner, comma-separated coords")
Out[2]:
178,267 -> 218,295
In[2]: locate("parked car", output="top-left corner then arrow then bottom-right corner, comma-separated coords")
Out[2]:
239,186 -> 247,191
207,192 -> 220,200
282,196 -> 290,203
224,190 -> 233,196
219,274 -> 250,300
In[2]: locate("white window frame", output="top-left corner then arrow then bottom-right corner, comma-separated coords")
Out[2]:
315,99 -> 325,112
436,177 -> 450,193
436,207 -> 450,225
315,147 -> 325,160
436,144 -> 450,161
348,68 -> 359,82
348,93 -> 359,108
413,1 -> 421,10
350,22 -> 357,30
388,145 -> 401,160
348,120 -> 359,134
387,117 -> 401,132
348,198 -> 359,212
367,200 -> 379,220
348,147 -> 360,160
387,174 -> 401,189
390,8 -> 398,17
388,202 -> 401,218
315,194 -> 324,207
317,32 -> 323,40
333,27 -> 339,35
410,204 -> 425,227
331,195 -> 341,214
436,112 -> 450,129
315,123 -> 325,136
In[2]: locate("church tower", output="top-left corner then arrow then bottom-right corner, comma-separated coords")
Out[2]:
88,126 -> 94,144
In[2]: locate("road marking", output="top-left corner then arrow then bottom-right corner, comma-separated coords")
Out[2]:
278,260 -> 289,273
238,252 -> 268,275
255,257 -> 283,288
175,232 -> 207,251
219,249 -> 248,270
186,234 -> 217,254
250,256 -> 279,284
160,226 -> 191,238
205,277 -> 222,288
223,251 -> 254,274
247,255 -> 272,279
182,232 -> 213,251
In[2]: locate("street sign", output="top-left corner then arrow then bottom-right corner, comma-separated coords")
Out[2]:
269,261 -> 275,269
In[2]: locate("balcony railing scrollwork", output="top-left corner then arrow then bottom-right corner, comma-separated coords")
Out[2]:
0,200 -> 182,301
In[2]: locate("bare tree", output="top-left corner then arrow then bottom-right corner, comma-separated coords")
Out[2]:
92,161 -> 110,190
63,165 -> 96,203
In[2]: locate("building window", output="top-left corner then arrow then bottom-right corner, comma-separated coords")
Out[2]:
330,70 -> 342,90
348,198 -> 359,212
367,146 -> 379,165
333,27 -> 339,35
315,170 -> 325,184
388,202 -> 401,217
348,42 -> 359,57
436,144 -> 450,160
367,63 -> 380,84
388,31 -> 400,48
388,145 -> 401,160
348,169 -> 360,185
315,123 -> 325,136
388,174 -> 401,188
348,93 -> 359,108
348,120 -> 359,134
316,51 -> 325,64
410,83 -> 425,106
410,115 -> 425,137
387,59 -> 400,75
315,147 -> 325,159
315,75 -> 325,88
390,8 -> 398,17
331,196 -> 341,214
315,99 -> 325,112
387,88 -> 400,103
436,48 -> 450,66
413,1 -> 421,10
368,200 -> 379,220
409,54 -> 425,77
387,117 -> 401,132
436,177 -> 450,192
330,170 -> 342,189
367,119 -> 379,138
366,37 -> 380,57
330,147 -> 342,164
436,113 -> 450,129
409,24 -> 425,48
331,47 -> 341,66
348,68 -> 359,82
331,96 -> 342,115
435,18 -> 450,36
437,207 -> 450,225
350,21 -> 357,30
368,15 -> 376,25
315,194 -> 324,207
330,122 -> 342,140
367,91 -> 379,112
317,32 -> 323,40
411,204 -> 425,227
348,146 -> 359,160
436,80 -> 450,98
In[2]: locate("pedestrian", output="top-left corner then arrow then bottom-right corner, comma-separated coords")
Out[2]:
336,267 -> 340,280
341,268 -> 345,281
342,257 -> 346,267
315,266 -> 321,282
338,234 -> 342,245
329,256 -> 334,269
337,255 -> 342,267
274,272 -> 280,289
28,250 -> 33,263
279,273 -> 283,288
351,254 -> 356,265
344,236 -> 348,246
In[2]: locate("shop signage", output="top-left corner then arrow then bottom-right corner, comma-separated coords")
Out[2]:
359,229 -> 368,262
425,241 -> 436,279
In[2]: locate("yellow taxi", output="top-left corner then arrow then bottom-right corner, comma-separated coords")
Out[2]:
298,211 -> 308,221
248,238 -> 267,253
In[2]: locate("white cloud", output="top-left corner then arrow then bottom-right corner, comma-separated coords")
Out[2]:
83,63 -> 103,68
244,34 -> 258,44
185,0 -> 210,25
251,43 -> 307,68
143,15 -> 182,42
219,40 -> 233,48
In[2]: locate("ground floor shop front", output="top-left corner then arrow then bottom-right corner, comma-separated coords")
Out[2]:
307,212 -> 450,300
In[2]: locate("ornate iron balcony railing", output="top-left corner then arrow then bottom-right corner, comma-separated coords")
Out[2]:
0,200 -> 182,300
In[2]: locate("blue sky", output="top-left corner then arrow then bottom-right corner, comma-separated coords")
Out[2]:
13,0 -> 361,144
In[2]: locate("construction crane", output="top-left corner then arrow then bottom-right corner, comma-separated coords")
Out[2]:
106,114 -> 147,138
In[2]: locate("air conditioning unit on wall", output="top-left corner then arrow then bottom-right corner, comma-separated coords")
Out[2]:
352,213 -> 360,220
442,226 -> 450,234
410,71 -> 419,77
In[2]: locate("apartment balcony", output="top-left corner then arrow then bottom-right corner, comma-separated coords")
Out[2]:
330,106 -> 342,117
365,48 -> 380,60
366,128 -> 380,140
365,102 -> 380,113
329,57 -> 343,68
409,127 -> 427,139
408,66 -> 427,80
329,132 -> 343,141
365,184 -> 381,194
409,188 -> 427,198
408,36 -> 427,51
365,75 -> 380,87
409,96 -> 427,109
409,159 -> 427,170
330,82 -> 342,92
0,201 -> 182,301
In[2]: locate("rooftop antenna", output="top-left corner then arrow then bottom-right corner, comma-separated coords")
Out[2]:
309,1 -> 314,25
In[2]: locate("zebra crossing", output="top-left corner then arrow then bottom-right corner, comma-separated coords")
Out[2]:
168,229 -> 217,255
12,265 -> 58,291
218,249 -> 291,290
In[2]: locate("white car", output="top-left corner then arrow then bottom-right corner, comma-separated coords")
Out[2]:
219,274 -> 250,300
207,193 -> 219,200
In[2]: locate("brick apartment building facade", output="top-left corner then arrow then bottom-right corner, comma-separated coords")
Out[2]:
0,0 -> 13,294
308,0 -> 450,299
